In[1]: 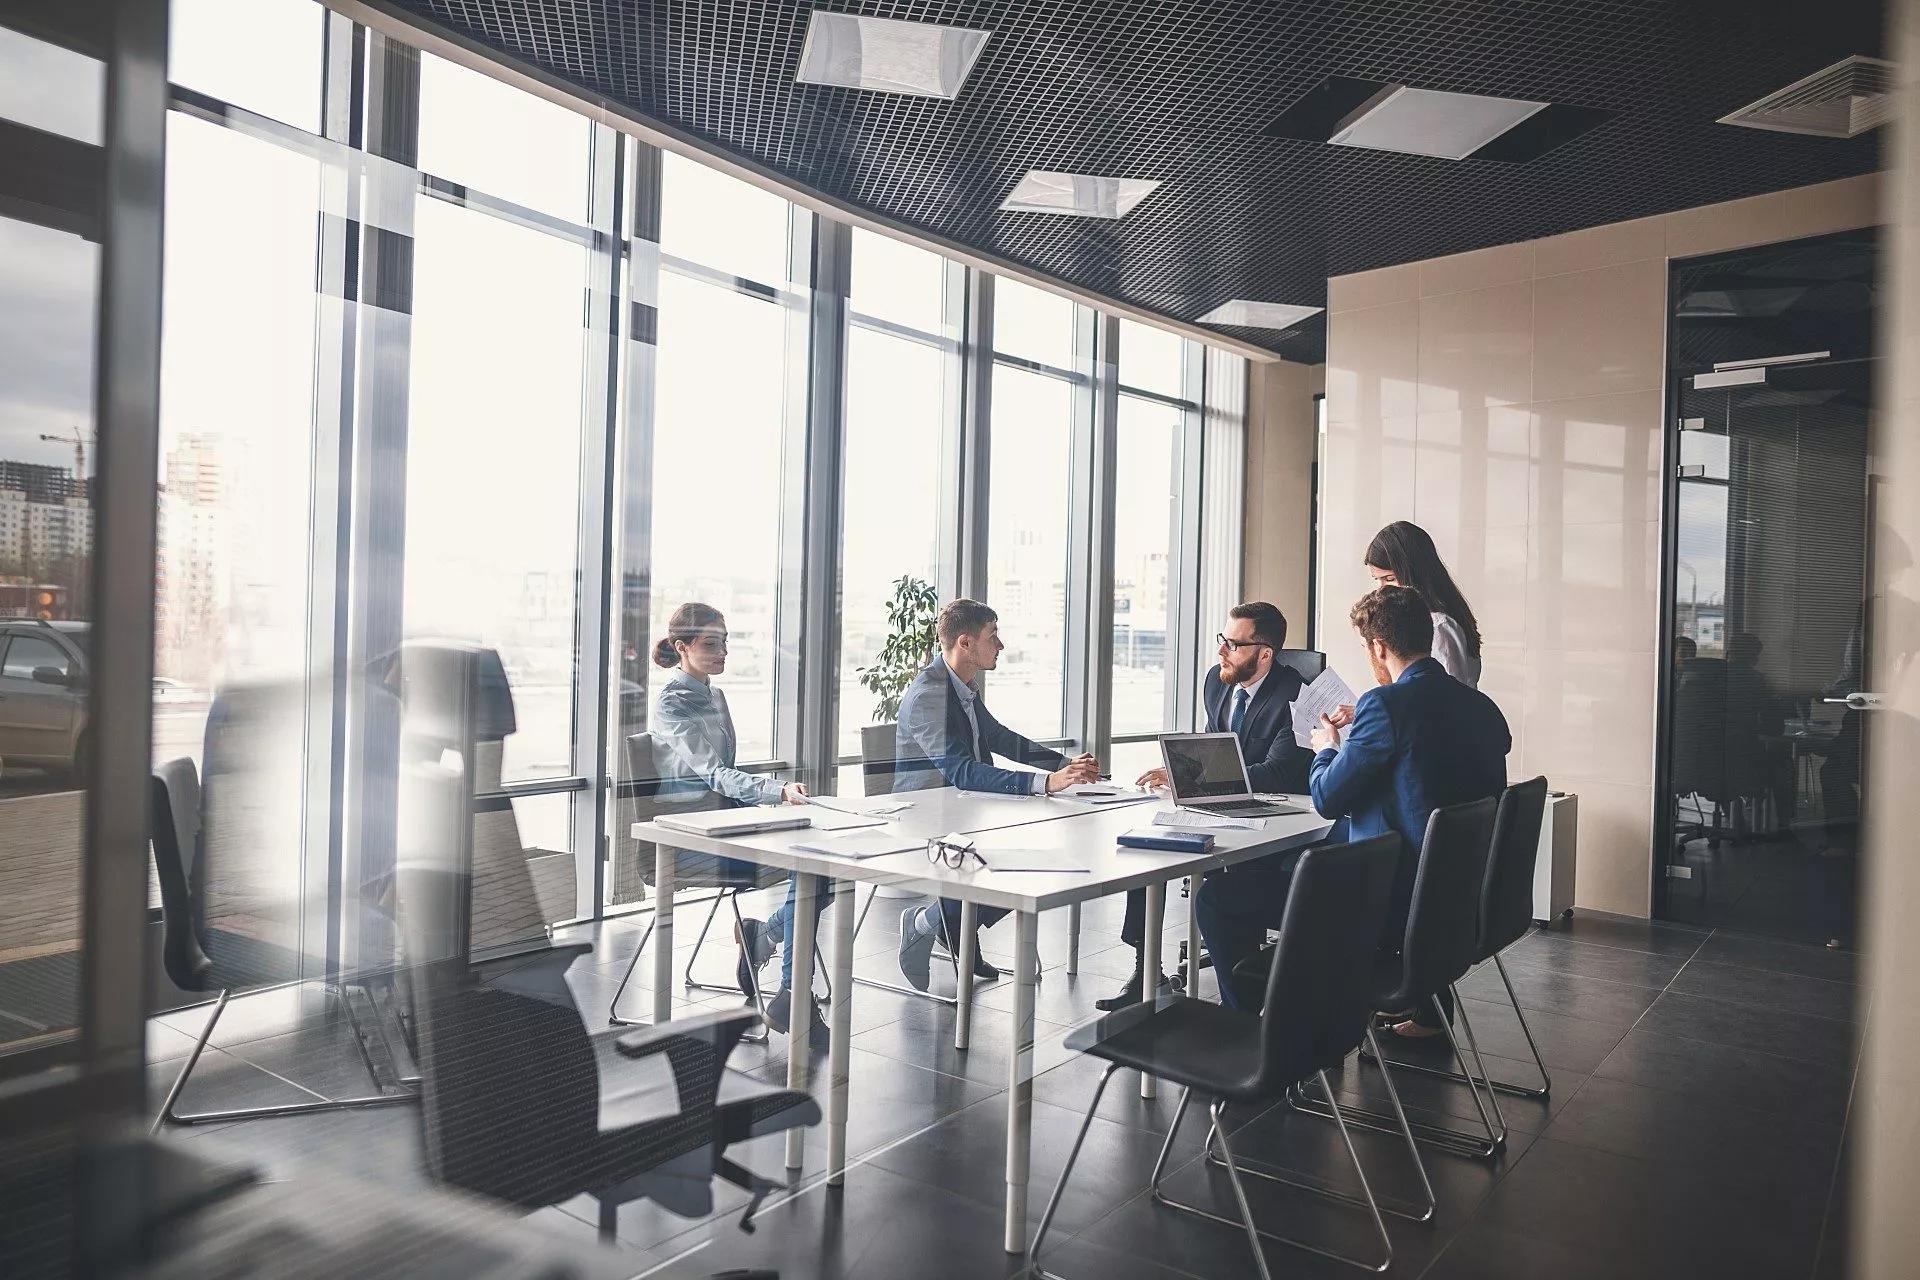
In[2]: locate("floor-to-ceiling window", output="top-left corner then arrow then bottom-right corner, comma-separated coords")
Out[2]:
986,279 -> 1085,741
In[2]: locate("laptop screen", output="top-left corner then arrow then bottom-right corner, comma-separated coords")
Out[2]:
1161,734 -> 1249,801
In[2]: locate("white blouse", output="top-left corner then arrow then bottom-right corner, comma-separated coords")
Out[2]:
1431,613 -> 1481,689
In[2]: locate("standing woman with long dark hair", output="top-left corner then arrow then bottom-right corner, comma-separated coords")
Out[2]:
1363,521 -> 1483,687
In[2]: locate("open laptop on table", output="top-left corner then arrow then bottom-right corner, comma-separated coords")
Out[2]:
1159,731 -> 1306,819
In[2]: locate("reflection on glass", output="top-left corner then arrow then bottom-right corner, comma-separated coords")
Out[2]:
418,52 -> 592,224
839,324 -> 944,756
659,151 -> 792,287
647,270 -> 789,762
986,364 -> 1073,738
0,212 -> 96,1057
993,277 -> 1076,370
406,196 -> 589,785
169,0 -> 325,132
1111,395 -> 1179,736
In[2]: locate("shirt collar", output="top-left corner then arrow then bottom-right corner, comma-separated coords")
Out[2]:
666,669 -> 713,699
946,666 -> 978,705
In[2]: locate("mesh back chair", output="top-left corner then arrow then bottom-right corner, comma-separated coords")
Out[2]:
1362,778 -> 1552,1101
1268,648 -> 1328,684
399,866 -> 820,1240
1033,835 -> 1428,1279
607,733 -> 829,1040
1282,796 -> 1506,1159
149,758 -> 413,1131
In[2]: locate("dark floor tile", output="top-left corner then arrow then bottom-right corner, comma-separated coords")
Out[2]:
1541,1075 -> 1842,1191
1028,1050 -> 1258,1139
146,1045 -> 329,1124
1531,911 -> 1708,959
153,983 -> 342,1051
1324,1046 -> 1577,1137
1416,995 -> 1627,1075
1501,934 -> 1689,989
1668,958 -> 1863,1024
647,1161 -> 1051,1279
220,1021 -> 399,1102
850,999 -> 1076,1089
973,963 -> 1130,1028
1594,1028 -> 1856,1126
1635,990 -> 1859,1071
1422,1220 -> 1684,1280
1457,957 -> 1662,1028
1070,945 -> 1153,983
185,1102 -> 428,1190
863,1095 -> 1192,1235
741,1047 -> 1001,1166
1469,1137 -> 1822,1280
1693,931 -> 1862,985
145,1016 -> 211,1065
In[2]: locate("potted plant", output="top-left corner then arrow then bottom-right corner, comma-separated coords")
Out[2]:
855,575 -> 939,796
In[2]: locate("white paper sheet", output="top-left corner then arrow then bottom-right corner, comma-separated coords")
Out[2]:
1152,810 -> 1263,831
1059,783 -> 1158,807
806,795 -> 914,817
1291,666 -> 1358,748
792,831 -> 924,859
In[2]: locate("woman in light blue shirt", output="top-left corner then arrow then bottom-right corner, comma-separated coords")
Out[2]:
652,602 -> 826,1047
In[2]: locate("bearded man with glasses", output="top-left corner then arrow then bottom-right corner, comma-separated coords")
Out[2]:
1098,600 -> 1315,1011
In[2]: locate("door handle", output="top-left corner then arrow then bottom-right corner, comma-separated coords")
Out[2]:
1822,692 -> 1884,710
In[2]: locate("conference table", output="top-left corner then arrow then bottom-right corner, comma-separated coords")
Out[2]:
632,785 -> 1333,1254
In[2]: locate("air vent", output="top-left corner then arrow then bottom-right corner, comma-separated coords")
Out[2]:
1719,56 -> 1895,139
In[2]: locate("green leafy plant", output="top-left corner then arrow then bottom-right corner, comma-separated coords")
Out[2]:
857,575 -> 940,723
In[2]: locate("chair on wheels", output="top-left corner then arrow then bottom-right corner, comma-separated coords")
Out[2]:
1359,777 -> 1552,1100
400,866 -> 820,1243
608,733 -> 829,1040
1279,796 -> 1505,1160
149,758 -> 414,1131
1034,834 -> 1428,1279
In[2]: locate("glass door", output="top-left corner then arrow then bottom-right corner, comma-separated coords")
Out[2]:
1661,230 -> 1877,946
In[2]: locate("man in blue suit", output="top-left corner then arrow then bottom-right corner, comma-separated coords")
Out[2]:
892,599 -> 1101,989
1098,601 -> 1314,1010
1196,585 -> 1509,1011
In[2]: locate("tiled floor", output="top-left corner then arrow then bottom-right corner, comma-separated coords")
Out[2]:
151,891 -> 1865,1279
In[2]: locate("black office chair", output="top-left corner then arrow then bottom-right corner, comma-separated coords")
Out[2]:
400,868 -> 820,1241
1033,835 -> 1427,1279
1268,647 -> 1328,684
1361,778 -> 1552,1100
609,733 -> 829,1040
149,758 -> 413,1131
1280,796 -> 1506,1160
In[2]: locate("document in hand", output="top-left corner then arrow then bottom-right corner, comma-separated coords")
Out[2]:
1291,667 -> 1358,748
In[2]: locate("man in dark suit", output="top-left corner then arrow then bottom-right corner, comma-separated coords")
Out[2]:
1197,585 -> 1510,1012
1098,601 -> 1314,1010
892,599 -> 1101,989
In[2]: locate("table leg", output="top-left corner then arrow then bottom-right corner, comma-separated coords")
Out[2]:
785,873 -> 817,1171
1067,902 -> 1081,975
826,876 -> 855,1186
955,901 -> 978,1051
1186,874 -> 1203,1002
1003,910 -> 1037,1254
651,844 -> 675,1025
1140,881 -> 1163,1100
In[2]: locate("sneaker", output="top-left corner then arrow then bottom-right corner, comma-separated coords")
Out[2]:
764,988 -> 831,1051
734,917 -> 773,998
898,907 -> 936,991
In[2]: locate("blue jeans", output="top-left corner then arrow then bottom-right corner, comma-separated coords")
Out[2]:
766,874 -> 835,991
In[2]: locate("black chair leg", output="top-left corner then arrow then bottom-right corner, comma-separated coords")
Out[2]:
152,988 -> 415,1132
1356,953 -> 1551,1099
598,1196 -> 617,1241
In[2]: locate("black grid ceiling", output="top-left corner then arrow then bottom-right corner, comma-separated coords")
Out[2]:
390,0 -> 1885,361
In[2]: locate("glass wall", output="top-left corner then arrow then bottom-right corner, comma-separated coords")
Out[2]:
985,279 -> 1085,740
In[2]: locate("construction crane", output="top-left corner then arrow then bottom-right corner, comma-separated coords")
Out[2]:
39,426 -> 86,489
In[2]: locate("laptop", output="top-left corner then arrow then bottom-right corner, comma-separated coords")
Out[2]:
1159,732 -> 1305,818
653,808 -> 813,838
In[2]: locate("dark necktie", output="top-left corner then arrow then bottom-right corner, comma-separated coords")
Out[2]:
1229,686 -> 1249,736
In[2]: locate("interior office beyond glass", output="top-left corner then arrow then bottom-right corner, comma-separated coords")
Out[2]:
0,0 -> 1250,1068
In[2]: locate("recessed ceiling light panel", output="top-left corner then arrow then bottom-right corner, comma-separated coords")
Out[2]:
1000,170 -> 1162,219
1330,85 -> 1548,160
1197,300 -> 1323,330
795,12 -> 991,100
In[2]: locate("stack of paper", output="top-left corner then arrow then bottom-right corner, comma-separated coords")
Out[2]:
1291,667 -> 1358,748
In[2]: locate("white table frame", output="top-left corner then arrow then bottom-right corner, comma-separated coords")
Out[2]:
634,787 -> 1330,1254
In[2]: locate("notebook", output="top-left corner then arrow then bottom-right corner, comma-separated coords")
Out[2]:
653,809 -> 812,838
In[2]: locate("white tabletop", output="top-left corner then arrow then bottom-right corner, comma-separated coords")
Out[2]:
632,786 -> 1334,914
